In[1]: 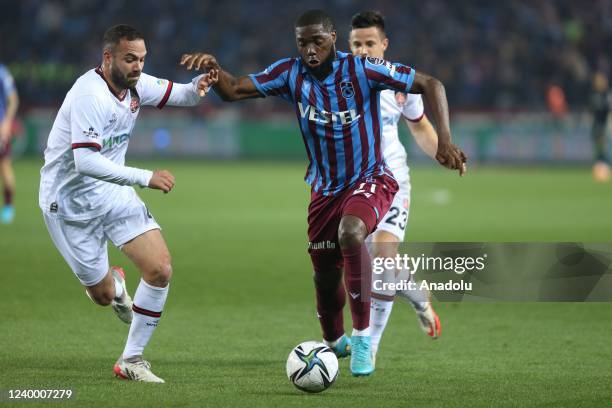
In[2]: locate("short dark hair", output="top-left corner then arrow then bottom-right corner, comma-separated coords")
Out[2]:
351,10 -> 386,34
295,9 -> 334,32
103,24 -> 144,52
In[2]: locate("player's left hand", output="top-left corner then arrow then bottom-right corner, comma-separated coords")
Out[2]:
436,140 -> 468,176
196,69 -> 218,97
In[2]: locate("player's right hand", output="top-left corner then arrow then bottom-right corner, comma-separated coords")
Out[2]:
197,69 -> 218,97
180,53 -> 220,71
149,170 -> 175,193
436,141 -> 468,176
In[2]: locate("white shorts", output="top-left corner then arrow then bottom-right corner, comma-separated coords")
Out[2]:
374,178 -> 411,241
43,191 -> 160,287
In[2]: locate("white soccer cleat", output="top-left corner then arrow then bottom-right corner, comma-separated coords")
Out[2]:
416,303 -> 441,339
111,266 -> 133,324
113,356 -> 165,383
397,283 -> 441,339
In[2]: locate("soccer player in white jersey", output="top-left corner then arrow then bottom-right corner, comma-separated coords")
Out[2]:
349,11 -> 467,362
39,25 -> 216,383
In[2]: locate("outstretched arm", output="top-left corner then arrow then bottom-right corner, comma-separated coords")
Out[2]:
406,116 -> 467,175
136,71 -> 217,108
166,72 -> 218,105
181,53 -> 262,101
409,72 -> 467,174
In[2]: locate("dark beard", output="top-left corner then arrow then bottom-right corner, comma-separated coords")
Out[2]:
110,64 -> 137,90
307,46 -> 337,79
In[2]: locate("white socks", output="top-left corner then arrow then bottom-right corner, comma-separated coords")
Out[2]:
369,298 -> 394,356
324,334 -> 345,348
352,327 -> 371,337
369,262 -> 397,356
396,284 -> 429,312
394,267 -> 429,312
123,279 -> 169,358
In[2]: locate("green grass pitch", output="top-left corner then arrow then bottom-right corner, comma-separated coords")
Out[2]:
1,159 -> 611,407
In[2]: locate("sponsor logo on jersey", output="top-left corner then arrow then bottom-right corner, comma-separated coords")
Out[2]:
366,57 -> 384,65
82,126 -> 100,140
298,102 -> 360,125
156,79 -> 167,87
102,133 -> 130,149
340,81 -> 355,99
103,113 -> 118,131
308,240 -> 336,250
385,61 -> 397,76
367,57 -> 397,75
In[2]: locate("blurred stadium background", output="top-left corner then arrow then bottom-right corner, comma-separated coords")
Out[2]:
2,0 -> 611,163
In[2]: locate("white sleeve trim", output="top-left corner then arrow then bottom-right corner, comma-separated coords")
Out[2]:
402,94 -> 425,122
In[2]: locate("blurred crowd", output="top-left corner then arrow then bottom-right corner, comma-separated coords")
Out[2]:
1,0 -> 611,111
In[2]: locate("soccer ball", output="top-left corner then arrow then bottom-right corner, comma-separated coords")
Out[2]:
286,341 -> 338,393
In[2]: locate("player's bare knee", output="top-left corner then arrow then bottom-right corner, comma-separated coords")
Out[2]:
145,256 -> 173,287
338,217 -> 367,249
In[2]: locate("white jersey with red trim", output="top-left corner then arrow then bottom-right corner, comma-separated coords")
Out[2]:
379,89 -> 424,184
39,68 -> 174,220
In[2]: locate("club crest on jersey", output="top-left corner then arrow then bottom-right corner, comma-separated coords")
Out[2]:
395,92 -> 407,107
130,95 -> 140,113
340,81 -> 355,99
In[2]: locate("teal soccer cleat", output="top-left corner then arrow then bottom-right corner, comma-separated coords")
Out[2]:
329,334 -> 351,358
350,335 -> 374,376
1,205 -> 14,224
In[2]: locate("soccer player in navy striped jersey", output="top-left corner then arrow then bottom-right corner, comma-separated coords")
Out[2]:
181,9 -> 466,376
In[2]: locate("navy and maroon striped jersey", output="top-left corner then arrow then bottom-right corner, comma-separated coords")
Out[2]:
249,51 -> 415,196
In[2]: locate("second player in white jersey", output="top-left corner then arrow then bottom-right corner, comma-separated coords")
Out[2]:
379,90 -> 423,183
376,89 -> 424,240
350,11 -> 467,363
39,24 -> 218,383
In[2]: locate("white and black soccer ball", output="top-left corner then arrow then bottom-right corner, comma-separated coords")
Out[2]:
286,341 -> 338,393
